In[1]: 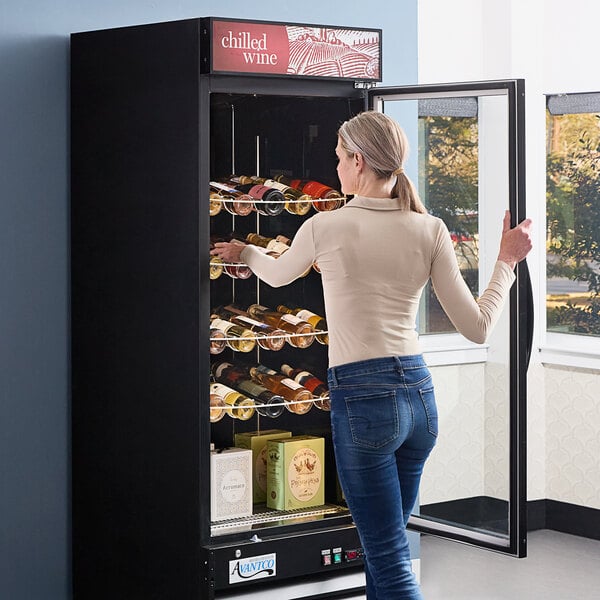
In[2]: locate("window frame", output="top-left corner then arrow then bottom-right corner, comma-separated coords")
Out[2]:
541,91 -> 600,370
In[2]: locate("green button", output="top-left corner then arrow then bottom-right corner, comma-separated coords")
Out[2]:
333,552 -> 342,564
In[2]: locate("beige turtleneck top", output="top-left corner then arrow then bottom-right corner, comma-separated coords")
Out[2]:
240,195 -> 515,368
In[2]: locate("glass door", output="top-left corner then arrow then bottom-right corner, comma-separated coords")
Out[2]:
369,80 -> 531,557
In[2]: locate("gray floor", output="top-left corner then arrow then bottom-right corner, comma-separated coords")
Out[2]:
347,530 -> 600,599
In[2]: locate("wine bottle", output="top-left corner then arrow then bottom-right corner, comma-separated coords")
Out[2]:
223,262 -> 253,280
209,182 -> 254,216
212,361 -> 285,418
280,364 -> 330,411
262,178 -> 312,216
209,392 -> 227,422
209,327 -> 227,355
210,318 -> 256,353
277,304 -> 329,345
286,177 -> 343,211
210,235 -> 253,280
210,382 -> 255,420
249,365 -> 313,415
247,304 -> 315,348
225,177 -> 285,216
215,305 -> 286,351
209,254 -> 224,280
245,233 -> 311,277
209,191 -> 223,216
245,232 -> 290,256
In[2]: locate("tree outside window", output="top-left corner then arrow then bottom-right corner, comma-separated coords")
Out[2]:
546,109 -> 600,336
419,115 -> 479,334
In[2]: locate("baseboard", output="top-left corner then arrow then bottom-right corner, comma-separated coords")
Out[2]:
528,499 -> 600,540
421,496 -> 600,541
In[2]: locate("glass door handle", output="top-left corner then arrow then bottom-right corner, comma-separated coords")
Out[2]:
519,259 -> 534,370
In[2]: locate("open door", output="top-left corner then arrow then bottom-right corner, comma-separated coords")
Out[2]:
369,80 -> 530,557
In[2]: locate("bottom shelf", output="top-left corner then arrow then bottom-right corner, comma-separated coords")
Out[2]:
211,503 -> 350,536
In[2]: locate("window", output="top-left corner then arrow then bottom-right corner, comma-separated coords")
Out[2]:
418,100 -> 479,335
546,93 -> 600,338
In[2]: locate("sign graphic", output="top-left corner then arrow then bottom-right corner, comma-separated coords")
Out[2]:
211,19 -> 381,81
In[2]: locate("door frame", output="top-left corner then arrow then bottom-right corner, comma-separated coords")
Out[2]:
369,79 -> 529,558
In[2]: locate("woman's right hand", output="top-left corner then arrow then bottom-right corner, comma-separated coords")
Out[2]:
497,210 -> 533,270
210,240 -> 247,264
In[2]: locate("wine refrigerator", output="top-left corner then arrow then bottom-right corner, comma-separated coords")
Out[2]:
71,15 -> 530,600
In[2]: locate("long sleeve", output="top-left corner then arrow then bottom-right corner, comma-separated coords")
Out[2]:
240,218 -> 316,287
430,220 -> 515,344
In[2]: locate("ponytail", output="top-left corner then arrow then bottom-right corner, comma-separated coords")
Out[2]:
392,172 -> 427,214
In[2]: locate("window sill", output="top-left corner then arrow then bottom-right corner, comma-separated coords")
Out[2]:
539,346 -> 600,371
421,334 -> 488,366
539,332 -> 600,371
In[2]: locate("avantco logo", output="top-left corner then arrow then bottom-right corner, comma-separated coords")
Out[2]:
229,552 -> 276,584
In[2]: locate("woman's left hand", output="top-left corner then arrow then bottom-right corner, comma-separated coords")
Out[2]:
210,240 -> 246,263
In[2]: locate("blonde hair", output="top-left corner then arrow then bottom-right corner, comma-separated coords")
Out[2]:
337,111 -> 427,214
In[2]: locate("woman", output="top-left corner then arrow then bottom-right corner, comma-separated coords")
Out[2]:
211,111 -> 532,599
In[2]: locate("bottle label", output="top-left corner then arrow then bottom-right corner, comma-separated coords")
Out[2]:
302,180 -> 338,198
250,304 -> 269,313
248,184 -> 269,200
236,315 -> 269,329
301,376 -> 325,393
211,319 -> 233,333
281,314 -> 304,326
266,240 -> 289,254
263,179 -> 287,192
237,380 -> 267,398
210,382 -> 235,397
210,181 -> 237,195
296,309 -> 317,321
281,378 -> 303,391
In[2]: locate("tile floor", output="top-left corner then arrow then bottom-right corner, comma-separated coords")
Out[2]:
345,530 -> 600,600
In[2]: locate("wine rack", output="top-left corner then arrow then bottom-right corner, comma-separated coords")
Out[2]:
207,95 -> 356,537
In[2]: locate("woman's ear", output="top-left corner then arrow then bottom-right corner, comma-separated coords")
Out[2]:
354,152 -> 364,171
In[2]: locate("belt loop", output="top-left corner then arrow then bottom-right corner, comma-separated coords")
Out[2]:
328,366 -> 338,387
393,356 -> 404,375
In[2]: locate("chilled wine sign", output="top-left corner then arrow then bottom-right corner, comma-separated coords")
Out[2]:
211,18 -> 381,81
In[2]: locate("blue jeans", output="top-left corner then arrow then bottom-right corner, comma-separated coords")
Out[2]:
328,355 -> 438,600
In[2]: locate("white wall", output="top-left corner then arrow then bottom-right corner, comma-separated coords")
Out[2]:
418,0 -> 600,509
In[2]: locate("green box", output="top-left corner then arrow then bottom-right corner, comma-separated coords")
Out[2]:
266,435 -> 325,511
234,429 -> 292,503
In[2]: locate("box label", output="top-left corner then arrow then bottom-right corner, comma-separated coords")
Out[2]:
288,447 -> 322,502
229,553 -> 277,584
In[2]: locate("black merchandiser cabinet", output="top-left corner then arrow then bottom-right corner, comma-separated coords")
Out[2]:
71,15 -> 531,600
71,16 -> 381,600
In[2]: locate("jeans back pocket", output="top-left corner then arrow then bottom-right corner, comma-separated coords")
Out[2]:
345,388 -> 399,449
419,386 -> 438,438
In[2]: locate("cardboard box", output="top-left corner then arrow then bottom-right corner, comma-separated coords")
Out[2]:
266,435 -> 325,511
234,429 -> 292,503
210,447 -> 253,522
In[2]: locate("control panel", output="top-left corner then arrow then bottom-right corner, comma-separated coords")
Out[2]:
320,546 -> 364,567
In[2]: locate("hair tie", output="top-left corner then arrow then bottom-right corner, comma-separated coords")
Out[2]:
393,167 -> 404,176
